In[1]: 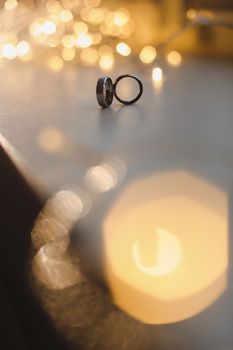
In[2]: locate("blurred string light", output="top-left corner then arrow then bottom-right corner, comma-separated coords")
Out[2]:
0,0 -> 135,69
0,0 -> 232,79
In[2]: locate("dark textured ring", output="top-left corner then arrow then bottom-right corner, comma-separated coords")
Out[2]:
96,75 -> 143,108
113,74 -> 143,105
96,76 -> 114,108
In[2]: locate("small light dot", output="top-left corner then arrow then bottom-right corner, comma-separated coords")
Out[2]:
42,20 -> 56,34
116,42 -> 131,56
80,47 -> 99,65
62,48 -> 76,61
152,67 -> 163,82
76,33 -> 92,48
166,51 -> 182,66
60,10 -> 73,23
73,21 -> 88,34
1,43 -> 17,59
62,34 -> 75,48
186,8 -> 197,20
139,45 -> 157,64
16,41 -> 30,57
99,53 -> 114,71
47,56 -> 64,71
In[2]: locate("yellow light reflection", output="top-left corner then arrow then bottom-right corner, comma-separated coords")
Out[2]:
186,8 -> 197,20
87,7 -> 105,25
139,45 -> 157,64
16,41 -> 30,57
4,0 -> 18,10
46,1 -> 62,14
62,34 -> 75,48
47,55 -> 64,71
166,50 -> 182,66
80,47 -> 98,65
76,33 -> 92,48
116,42 -> 131,56
104,171 -> 228,324
73,21 -> 88,34
62,47 -> 76,61
132,227 -> 182,277
113,9 -> 129,26
60,9 -> 73,23
1,43 -> 17,59
29,20 -> 43,37
99,53 -> 114,71
42,20 -> 56,35
85,164 -> 117,193
84,0 -> 101,7
152,67 -> 163,88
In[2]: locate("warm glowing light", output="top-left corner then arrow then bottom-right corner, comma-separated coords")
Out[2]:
60,9 -> 73,23
90,32 -> 102,45
4,0 -> 18,10
62,34 -> 75,48
46,1 -> 62,13
99,45 -> 112,54
29,21 -> 43,37
76,33 -> 92,48
38,127 -> 65,152
99,53 -> 114,71
1,43 -> 17,59
62,47 -> 76,61
113,9 -> 129,26
20,50 -> 33,61
152,67 -> 163,83
16,41 -> 30,57
47,56 -> 64,71
42,20 -> 56,35
80,47 -> 98,65
116,42 -> 131,56
132,228 -> 182,277
73,21 -> 88,34
87,8 -> 105,25
139,45 -> 157,64
84,0 -> 101,7
85,164 -> 118,193
166,50 -> 182,66
104,172 -> 228,324
186,8 -> 197,20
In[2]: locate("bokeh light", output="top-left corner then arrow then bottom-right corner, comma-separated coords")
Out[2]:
116,42 -> 131,56
60,9 -> 73,23
76,33 -> 92,48
1,43 -> 17,59
42,20 -> 57,35
152,67 -> 163,83
47,55 -> 64,71
80,47 -> 99,65
139,45 -> 157,64
4,0 -> 18,10
99,52 -> 114,71
62,47 -> 76,61
166,51 -> 182,66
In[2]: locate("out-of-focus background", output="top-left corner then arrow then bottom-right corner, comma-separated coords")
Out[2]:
0,0 -> 232,71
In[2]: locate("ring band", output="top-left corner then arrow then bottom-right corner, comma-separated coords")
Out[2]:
96,76 -> 114,108
96,75 -> 143,108
113,74 -> 143,105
